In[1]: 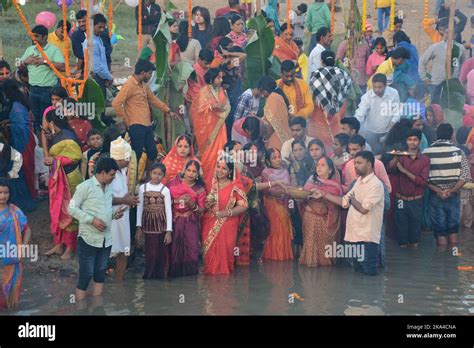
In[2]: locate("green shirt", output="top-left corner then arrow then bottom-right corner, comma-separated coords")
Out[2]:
68,176 -> 115,248
20,43 -> 64,87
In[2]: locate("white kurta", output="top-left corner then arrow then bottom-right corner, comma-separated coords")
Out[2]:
110,167 -> 130,255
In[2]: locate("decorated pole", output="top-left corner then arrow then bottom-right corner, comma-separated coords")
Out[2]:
286,0 -> 291,31
61,0 -> 71,80
87,0 -> 94,79
362,0 -> 367,32
109,0 -> 113,38
138,0 -> 143,51
424,0 -> 429,19
389,0 -> 395,31
330,0 -> 335,34
446,0 -> 456,79
188,0 -> 192,38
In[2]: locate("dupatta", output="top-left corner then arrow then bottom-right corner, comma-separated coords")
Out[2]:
162,137 -> 197,184
263,93 -> 292,149
304,176 -> 342,233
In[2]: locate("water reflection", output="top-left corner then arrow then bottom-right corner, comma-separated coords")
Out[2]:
5,230 -> 474,315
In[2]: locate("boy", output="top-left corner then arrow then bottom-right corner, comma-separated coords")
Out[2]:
81,129 -> 103,180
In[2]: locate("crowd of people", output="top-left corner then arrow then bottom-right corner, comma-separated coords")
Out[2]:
0,0 -> 474,309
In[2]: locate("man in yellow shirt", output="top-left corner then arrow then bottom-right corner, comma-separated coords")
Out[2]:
48,20 -> 72,55
367,47 -> 408,89
276,60 -> 314,119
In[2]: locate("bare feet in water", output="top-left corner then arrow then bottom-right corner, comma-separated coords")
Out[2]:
60,247 -> 74,260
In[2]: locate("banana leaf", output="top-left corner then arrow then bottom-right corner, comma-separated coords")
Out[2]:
439,78 -> 466,114
1,0 -> 12,11
244,15 -> 275,89
78,78 -> 106,131
267,55 -> 281,81
152,12 -> 172,147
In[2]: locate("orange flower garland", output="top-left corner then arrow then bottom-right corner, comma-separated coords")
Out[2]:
12,0 -> 89,99
109,0 -> 113,38
138,0 -> 143,50
330,0 -> 335,34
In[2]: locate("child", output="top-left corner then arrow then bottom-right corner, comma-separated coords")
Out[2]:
294,38 -> 309,82
136,162 -> 173,279
364,23 -> 375,51
330,133 -> 350,171
394,16 -> 404,32
81,129 -> 103,180
0,178 -> 31,310
290,3 -> 308,42
365,37 -> 387,78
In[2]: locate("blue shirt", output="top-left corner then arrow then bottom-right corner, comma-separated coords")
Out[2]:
83,34 -> 113,81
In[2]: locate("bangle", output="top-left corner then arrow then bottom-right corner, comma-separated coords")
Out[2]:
227,209 -> 232,217
268,181 -> 272,189
192,204 -> 199,212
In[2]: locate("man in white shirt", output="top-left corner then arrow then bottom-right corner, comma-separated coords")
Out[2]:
354,73 -> 400,155
311,151 -> 384,276
308,26 -> 333,80
281,116 -> 314,166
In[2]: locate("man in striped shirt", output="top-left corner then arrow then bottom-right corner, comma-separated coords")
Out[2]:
423,123 -> 471,246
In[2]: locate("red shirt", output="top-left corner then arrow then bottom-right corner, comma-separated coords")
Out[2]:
391,152 -> 430,197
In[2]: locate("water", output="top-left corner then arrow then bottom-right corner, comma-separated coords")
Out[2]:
6,230 -> 474,315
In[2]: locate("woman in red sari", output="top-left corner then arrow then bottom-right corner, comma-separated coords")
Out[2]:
190,68 -> 231,191
301,157 -> 342,267
201,157 -> 248,275
272,23 -> 299,63
162,135 -> 197,184
168,160 -> 206,277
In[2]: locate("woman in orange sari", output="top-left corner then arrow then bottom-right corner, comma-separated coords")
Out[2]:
261,148 -> 293,261
191,68 -> 231,191
162,135 -> 197,184
202,157 -> 248,275
262,90 -> 292,150
272,23 -> 299,63
300,157 -> 342,267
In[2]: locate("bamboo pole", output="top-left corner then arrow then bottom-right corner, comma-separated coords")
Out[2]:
0,39 -> 3,60
362,0 -> 367,32
256,0 -> 261,16
87,0 -> 94,75
389,0 -> 395,31
188,0 -> 192,38
330,0 -> 335,34
287,0 -> 291,32
445,0 -> 456,79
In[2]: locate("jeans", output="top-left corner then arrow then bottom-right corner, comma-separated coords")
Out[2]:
394,198 -> 423,245
349,242 -> 379,276
428,83 -> 443,104
360,129 -> 386,155
30,86 -> 53,133
76,237 -> 112,291
377,7 -> 391,33
128,124 -> 158,162
429,193 -> 461,238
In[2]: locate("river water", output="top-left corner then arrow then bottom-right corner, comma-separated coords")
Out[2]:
6,229 -> 474,316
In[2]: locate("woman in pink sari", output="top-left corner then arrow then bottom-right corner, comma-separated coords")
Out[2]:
168,160 -> 206,277
300,157 -> 342,267
190,68 -> 231,191
201,157 -> 248,275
